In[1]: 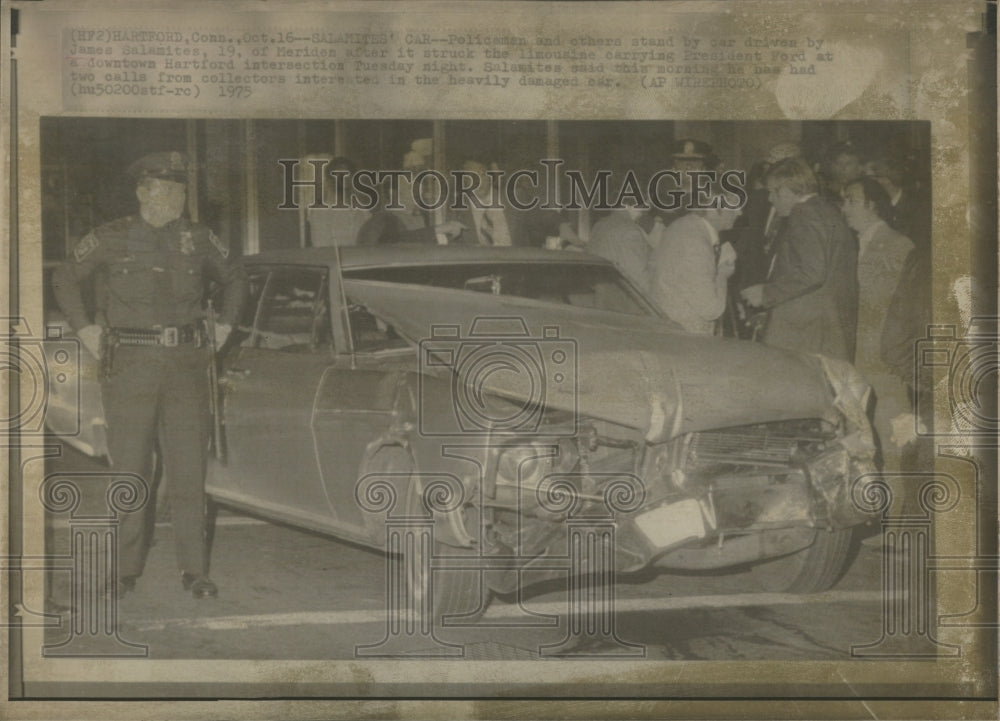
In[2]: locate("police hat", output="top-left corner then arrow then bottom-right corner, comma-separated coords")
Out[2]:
766,142 -> 802,165
671,138 -> 712,160
127,151 -> 189,184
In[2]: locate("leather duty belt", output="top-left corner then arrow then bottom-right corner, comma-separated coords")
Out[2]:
110,324 -> 204,347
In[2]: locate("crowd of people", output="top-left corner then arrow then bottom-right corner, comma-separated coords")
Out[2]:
304,136 -> 929,475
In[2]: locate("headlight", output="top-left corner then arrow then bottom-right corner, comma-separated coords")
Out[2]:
496,443 -> 554,487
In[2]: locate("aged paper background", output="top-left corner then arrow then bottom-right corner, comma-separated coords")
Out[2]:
2,0 -> 996,718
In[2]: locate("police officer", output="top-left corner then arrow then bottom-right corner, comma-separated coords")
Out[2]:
53,152 -> 247,599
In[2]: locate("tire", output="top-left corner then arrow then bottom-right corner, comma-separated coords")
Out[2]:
391,451 -> 491,625
750,527 -> 855,593
426,545 -> 492,625
400,534 -> 492,626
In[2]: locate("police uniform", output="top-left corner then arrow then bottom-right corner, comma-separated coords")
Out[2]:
52,152 -> 247,598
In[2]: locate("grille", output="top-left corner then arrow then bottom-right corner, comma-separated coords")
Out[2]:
688,424 -> 832,467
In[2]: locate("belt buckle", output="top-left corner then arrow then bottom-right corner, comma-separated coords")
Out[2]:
162,326 -> 179,347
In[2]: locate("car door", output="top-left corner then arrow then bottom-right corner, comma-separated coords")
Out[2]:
215,264 -> 339,527
310,301 -> 415,539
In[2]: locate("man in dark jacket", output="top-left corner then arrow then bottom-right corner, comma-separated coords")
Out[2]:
740,157 -> 858,362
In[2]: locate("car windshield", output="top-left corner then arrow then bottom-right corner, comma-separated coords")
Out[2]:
344,262 -> 657,317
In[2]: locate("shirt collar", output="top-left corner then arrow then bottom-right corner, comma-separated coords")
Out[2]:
859,219 -> 886,256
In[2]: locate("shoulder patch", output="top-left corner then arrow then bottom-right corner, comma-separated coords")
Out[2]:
208,230 -> 229,259
73,232 -> 100,262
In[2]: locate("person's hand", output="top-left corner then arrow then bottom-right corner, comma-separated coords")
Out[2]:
558,221 -> 579,243
435,220 -> 466,238
740,284 -> 765,308
717,242 -> 737,278
214,322 -> 232,347
77,324 -> 103,360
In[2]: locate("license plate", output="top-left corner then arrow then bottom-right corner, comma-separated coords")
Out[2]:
634,498 -> 707,548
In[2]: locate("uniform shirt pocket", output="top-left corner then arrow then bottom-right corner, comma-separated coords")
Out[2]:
170,252 -> 205,302
106,257 -> 155,300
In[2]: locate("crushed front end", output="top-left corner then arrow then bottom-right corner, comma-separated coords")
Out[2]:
464,354 -> 878,588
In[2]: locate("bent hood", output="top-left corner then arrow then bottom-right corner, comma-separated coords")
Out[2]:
345,280 -> 835,438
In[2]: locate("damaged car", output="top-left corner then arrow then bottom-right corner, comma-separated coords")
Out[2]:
46,245 -> 878,621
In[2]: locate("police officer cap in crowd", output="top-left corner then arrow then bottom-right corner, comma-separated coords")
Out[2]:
127,151 -> 189,184
671,138 -> 712,160
671,138 -> 718,170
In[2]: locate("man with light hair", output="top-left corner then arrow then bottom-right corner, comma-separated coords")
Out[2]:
651,188 -> 742,334
740,157 -> 858,361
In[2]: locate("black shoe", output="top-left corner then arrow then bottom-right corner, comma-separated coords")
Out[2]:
181,572 -> 218,599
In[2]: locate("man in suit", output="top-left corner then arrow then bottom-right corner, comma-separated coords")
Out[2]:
444,155 -> 573,248
728,142 -> 802,337
864,154 -> 930,251
819,140 -> 864,201
842,177 -> 914,471
588,199 -> 653,296
446,156 -> 521,246
650,196 -> 741,334
740,157 -> 858,362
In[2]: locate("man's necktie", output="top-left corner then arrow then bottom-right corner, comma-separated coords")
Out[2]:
481,210 -> 494,245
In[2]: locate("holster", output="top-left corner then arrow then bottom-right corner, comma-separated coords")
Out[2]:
100,328 -> 119,380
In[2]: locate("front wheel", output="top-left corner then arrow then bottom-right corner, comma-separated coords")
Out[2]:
407,541 -> 492,625
749,527 -> 855,593
401,468 -> 492,625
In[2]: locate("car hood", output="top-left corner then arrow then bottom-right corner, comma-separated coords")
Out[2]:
345,280 -> 834,439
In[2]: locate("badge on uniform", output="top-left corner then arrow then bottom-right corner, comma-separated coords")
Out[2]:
180,230 -> 195,255
73,232 -> 100,262
208,229 -> 229,259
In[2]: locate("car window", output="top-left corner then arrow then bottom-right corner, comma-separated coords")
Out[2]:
252,267 -> 331,352
345,262 -> 656,317
347,302 -> 409,353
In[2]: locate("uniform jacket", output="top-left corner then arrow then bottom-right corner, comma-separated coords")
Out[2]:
650,213 -> 727,335
587,210 -> 652,295
53,215 -> 247,331
761,195 -> 858,361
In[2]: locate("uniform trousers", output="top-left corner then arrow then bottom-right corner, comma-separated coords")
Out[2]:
101,343 -> 210,578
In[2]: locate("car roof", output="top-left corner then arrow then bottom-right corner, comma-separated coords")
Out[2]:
245,244 -> 614,271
